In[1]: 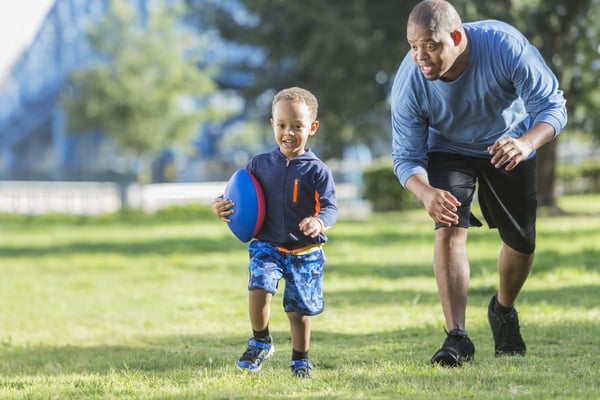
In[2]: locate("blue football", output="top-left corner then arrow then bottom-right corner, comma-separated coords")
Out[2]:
223,168 -> 266,242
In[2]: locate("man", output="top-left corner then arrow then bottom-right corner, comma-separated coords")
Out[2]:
390,0 -> 567,366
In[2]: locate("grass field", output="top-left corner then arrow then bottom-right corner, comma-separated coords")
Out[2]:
0,194 -> 599,399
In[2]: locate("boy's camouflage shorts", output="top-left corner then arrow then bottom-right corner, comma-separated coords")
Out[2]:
247,240 -> 325,316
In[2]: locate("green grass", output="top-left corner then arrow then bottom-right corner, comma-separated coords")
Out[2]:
1,195 -> 599,399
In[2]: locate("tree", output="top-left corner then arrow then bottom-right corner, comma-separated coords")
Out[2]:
62,2 -> 227,182
189,0 -> 414,160
458,0 -> 600,209
191,0 -> 600,207
524,0 -> 600,209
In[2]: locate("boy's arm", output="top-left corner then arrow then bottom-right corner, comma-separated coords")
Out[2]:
299,169 -> 338,238
314,170 -> 338,230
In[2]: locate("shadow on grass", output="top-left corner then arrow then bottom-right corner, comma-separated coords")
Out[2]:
327,229 -> 433,248
2,314 -> 598,379
327,282 -> 600,312
326,287 -> 439,307
326,243 -> 598,282
0,235 -> 243,258
519,284 -> 600,308
454,283 -> 600,310
533,247 -> 600,272
0,334 -> 245,377
326,260 -> 435,280
0,328 -> 454,377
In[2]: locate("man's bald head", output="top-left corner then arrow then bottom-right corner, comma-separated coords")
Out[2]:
408,0 -> 462,35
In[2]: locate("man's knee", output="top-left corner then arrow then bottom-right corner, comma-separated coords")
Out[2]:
500,230 -> 535,255
435,226 -> 469,247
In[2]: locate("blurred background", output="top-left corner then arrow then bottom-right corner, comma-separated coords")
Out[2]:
0,0 -> 599,215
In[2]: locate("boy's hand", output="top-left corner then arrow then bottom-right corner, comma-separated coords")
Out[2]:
211,196 -> 235,222
299,217 -> 323,238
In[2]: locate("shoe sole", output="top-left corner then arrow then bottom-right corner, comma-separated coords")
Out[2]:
292,370 -> 312,379
431,349 -> 472,367
290,360 -> 313,378
495,349 -> 526,357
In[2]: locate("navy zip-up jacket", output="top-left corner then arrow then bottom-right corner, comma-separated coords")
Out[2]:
247,147 -> 338,250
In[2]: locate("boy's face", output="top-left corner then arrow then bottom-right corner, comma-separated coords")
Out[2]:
270,100 -> 319,159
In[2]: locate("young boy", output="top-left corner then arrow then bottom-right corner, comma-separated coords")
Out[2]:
211,87 -> 338,378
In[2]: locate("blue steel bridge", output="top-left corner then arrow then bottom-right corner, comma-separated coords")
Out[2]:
0,0 -> 256,182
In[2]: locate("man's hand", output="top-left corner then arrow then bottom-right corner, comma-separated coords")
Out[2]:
421,187 -> 461,227
487,136 -> 534,171
406,174 -> 461,227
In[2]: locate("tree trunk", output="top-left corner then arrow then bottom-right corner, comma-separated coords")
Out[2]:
137,155 -> 152,185
536,140 -> 559,210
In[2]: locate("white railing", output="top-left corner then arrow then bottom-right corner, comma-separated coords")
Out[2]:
0,181 -> 371,219
0,181 -> 123,215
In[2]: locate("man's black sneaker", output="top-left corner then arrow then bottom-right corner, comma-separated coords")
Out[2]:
431,329 -> 475,367
488,294 -> 526,356
237,336 -> 274,373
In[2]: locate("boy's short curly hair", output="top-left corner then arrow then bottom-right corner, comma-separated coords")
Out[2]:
272,87 -> 319,122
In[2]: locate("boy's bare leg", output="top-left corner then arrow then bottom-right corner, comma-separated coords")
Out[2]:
287,311 -> 311,352
249,289 -> 271,331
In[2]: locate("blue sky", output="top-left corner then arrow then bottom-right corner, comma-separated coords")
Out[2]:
0,0 -> 54,79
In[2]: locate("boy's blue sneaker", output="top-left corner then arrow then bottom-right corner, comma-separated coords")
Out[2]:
289,359 -> 313,378
237,337 -> 274,373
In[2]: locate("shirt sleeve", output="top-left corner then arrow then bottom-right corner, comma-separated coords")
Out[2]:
390,55 -> 430,188
314,167 -> 338,228
504,34 -> 567,137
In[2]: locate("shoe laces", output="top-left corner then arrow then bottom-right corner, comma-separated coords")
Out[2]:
444,327 -> 468,341
240,339 -> 270,362
495,310 -> 522,346
240,347 -> 260,362
443,328 -> 474,353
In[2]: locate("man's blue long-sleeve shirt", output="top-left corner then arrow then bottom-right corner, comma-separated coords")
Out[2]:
391,19 -> 568,187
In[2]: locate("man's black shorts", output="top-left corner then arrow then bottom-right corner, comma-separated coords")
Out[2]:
427,152 -> 537,254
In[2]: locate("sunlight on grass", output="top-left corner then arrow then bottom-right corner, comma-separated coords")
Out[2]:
0,194 -> 599,399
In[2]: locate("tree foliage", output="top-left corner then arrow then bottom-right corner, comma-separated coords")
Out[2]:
517,0 -> 600,137
456,0 -> 600,207
191,0 -> 600,206
62,2 -> 225,160
191,0 -> 600,143
189,0 -> 414,159
458,0 -> 600,137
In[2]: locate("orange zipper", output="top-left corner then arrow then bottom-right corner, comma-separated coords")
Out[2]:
292,178 -> 299,203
